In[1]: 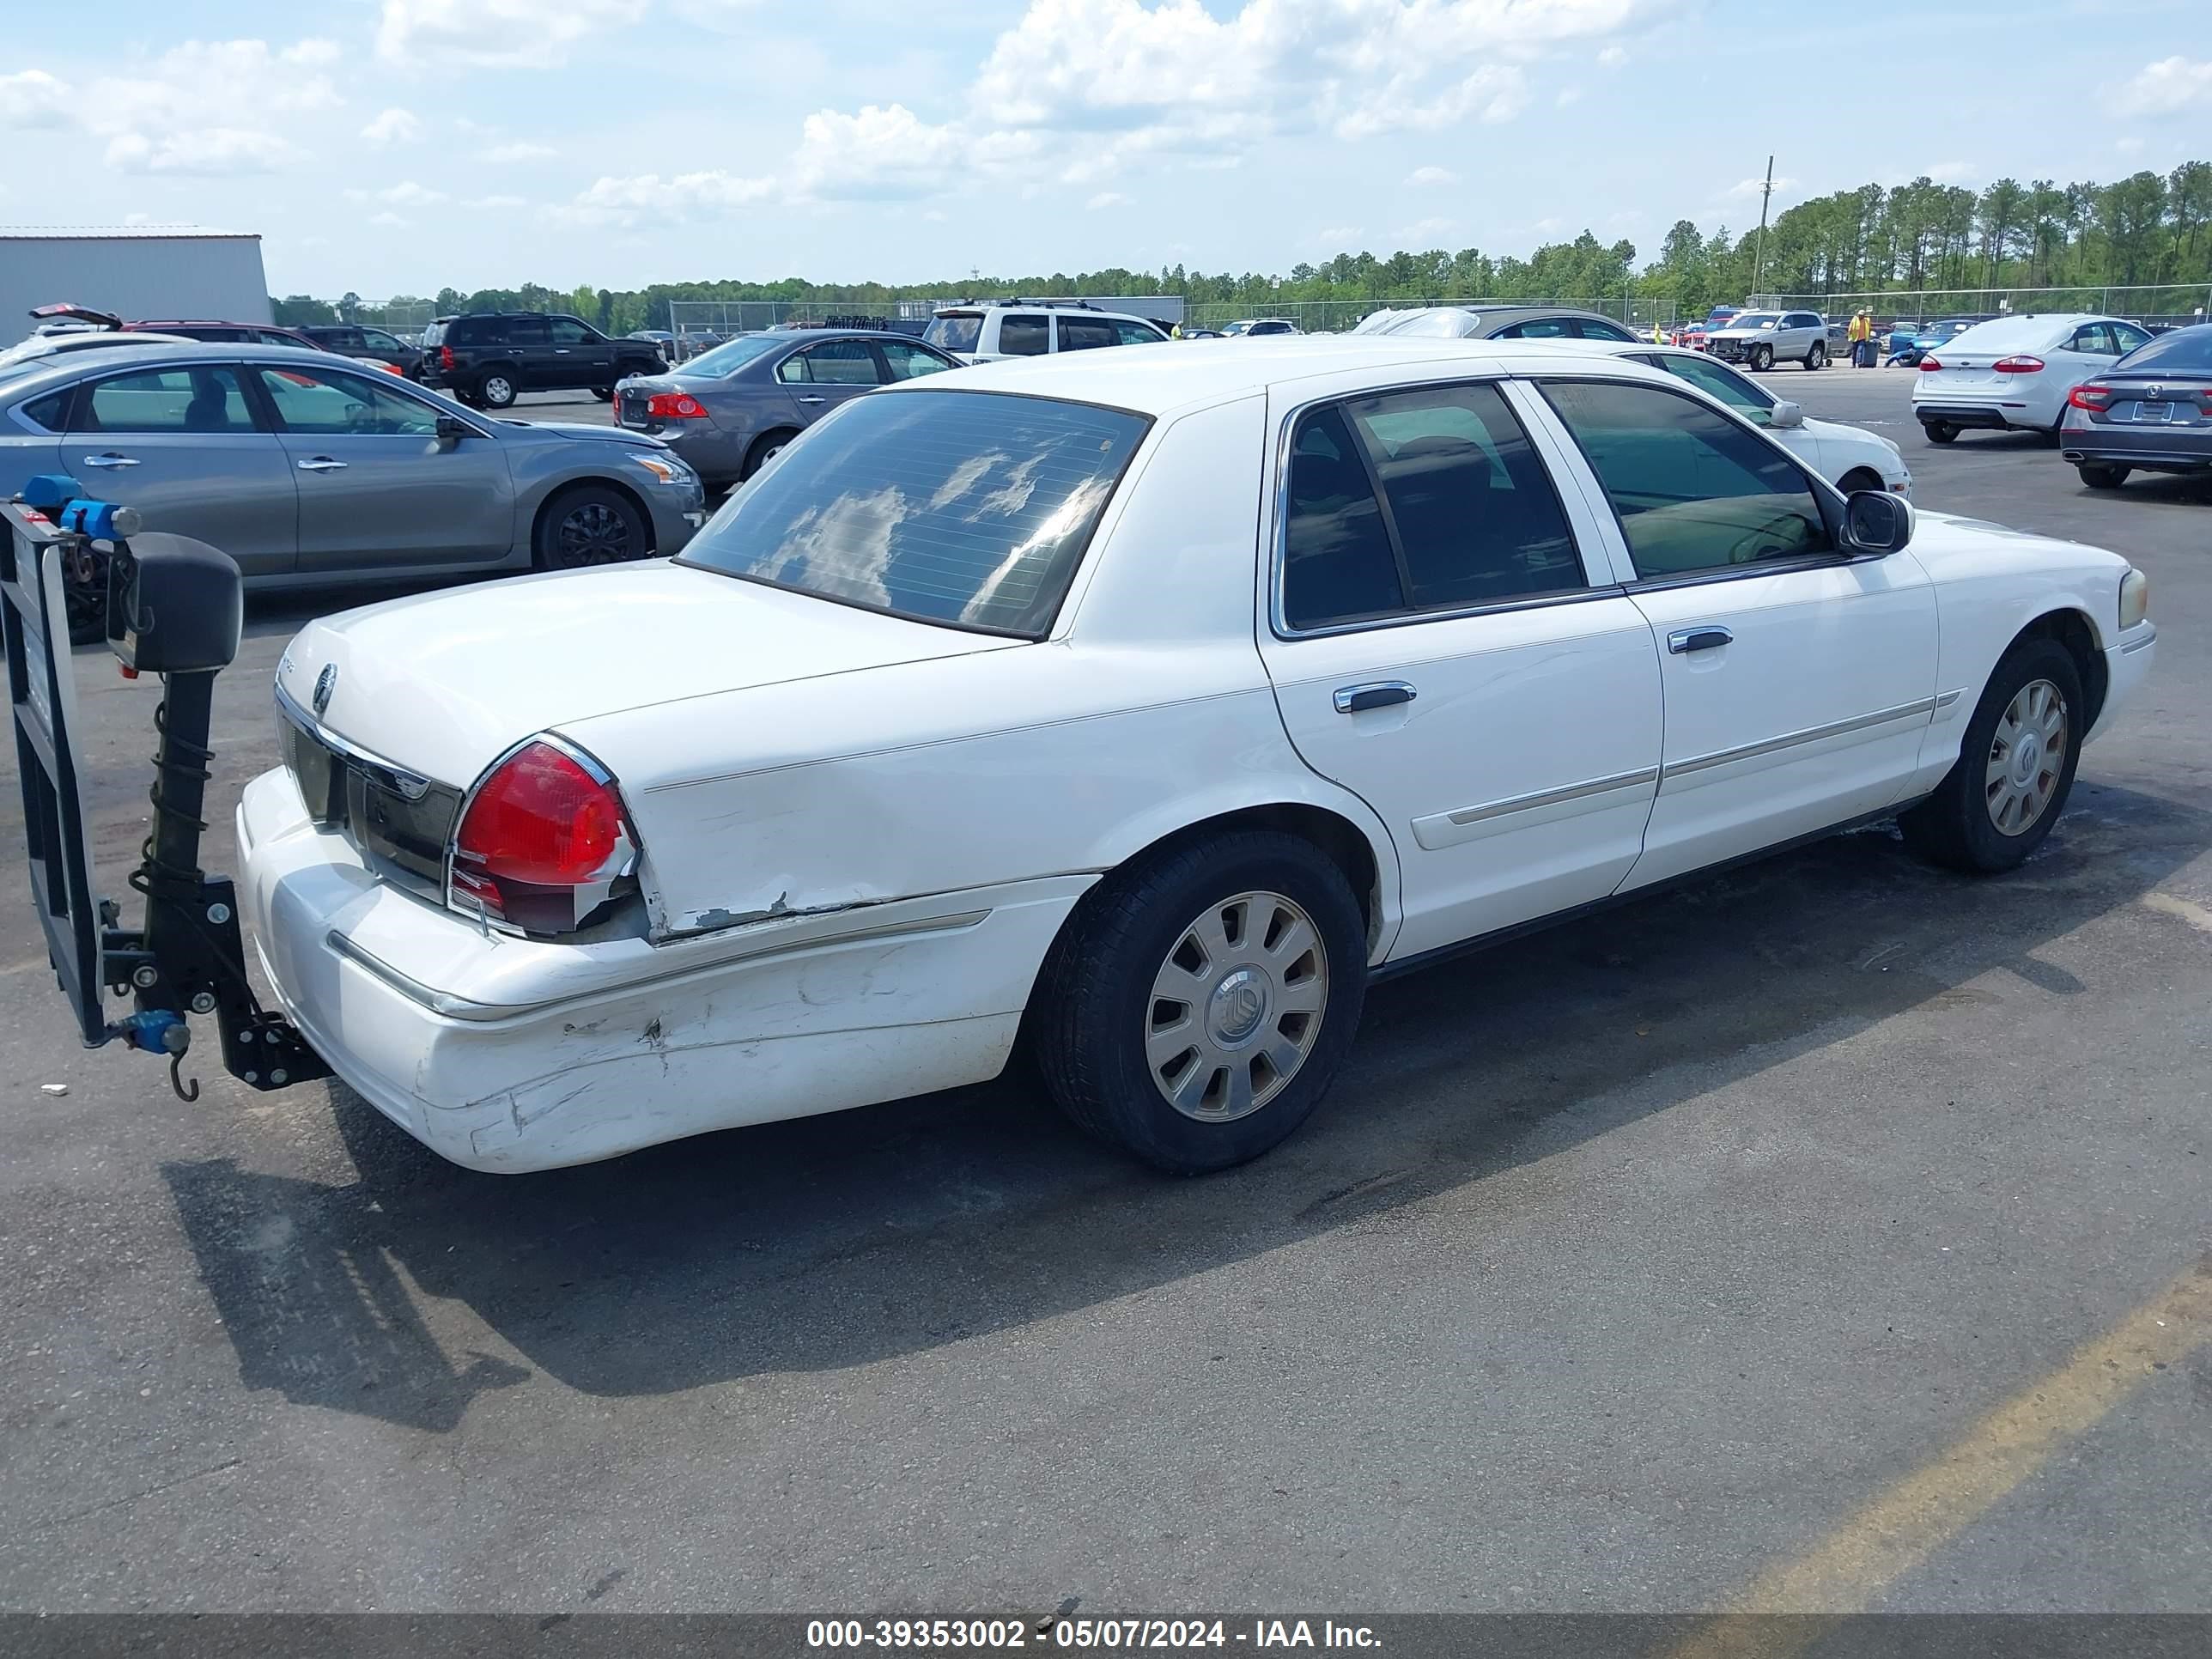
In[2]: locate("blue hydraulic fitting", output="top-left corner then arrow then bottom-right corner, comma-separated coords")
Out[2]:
57,498 -> 137,540
117,1009 -> 190,1055
16,475 -> 84,514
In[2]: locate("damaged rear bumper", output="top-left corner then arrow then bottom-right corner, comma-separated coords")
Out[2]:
235,767 -> 1091,1171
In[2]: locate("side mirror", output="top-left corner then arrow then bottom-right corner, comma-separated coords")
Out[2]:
1769,400 -> 1804,429
1843,489 -> 1913,556
434,414 -> 469,447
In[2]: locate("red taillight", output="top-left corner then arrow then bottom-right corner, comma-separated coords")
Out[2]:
439,344 -> 454,371
451,740 -> 632,932
1992,356 -> 2045,374
644,391 -> 708,420
1918,356 -> 1942,371
2069,384 -> 2112,411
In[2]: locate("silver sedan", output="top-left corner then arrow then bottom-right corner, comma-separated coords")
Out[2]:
0,342 -> 708,639
613,329 -> 963,486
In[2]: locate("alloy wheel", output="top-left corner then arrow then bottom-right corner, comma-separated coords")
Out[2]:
553,501 -> 635,567
1985,678 -> 2068,836
1145,890 -> 1328,1123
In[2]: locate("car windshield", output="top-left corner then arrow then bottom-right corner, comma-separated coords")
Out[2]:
2113,325 -> 2212,373
682,389 -> 1151,637
682,335 -> 787,377
923,314 -> 983,353
1729,313 -> 1779,330
1221,322 -> 1252,335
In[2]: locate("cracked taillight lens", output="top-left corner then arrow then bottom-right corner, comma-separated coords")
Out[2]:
450,738 -> 636,933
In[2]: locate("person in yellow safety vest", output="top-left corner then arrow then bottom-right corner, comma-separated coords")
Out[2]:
1848,309 -> 1875,368
1652,322 -> 1666,344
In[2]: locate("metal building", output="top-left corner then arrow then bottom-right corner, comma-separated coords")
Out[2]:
0,227 -> 271,344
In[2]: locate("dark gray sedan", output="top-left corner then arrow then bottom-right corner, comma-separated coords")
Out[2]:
613,329 -> 963,485
2060,323 -> 2212,491
0,342 -> 707,638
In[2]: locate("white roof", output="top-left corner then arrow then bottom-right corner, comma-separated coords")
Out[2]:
896,335 -> 1650,418
0,225 -> 258,241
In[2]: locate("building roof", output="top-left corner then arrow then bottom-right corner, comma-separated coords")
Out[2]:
0,225 -> 259,241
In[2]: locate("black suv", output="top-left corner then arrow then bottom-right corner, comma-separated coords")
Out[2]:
419,313 -> 665,408
299,323 -> 426,378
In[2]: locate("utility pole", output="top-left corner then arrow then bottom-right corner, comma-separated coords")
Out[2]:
1751,155 -> 1776,301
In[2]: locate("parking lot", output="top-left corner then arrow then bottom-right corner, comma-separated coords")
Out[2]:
2,362 -> 2207,1620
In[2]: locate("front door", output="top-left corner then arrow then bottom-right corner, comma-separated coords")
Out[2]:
548,316 -> 616,389
1531,375 -> 1938,891
249,363 -> 516,573
1257,378 -> 1664,962
776,339 -> 884,428
59,363 -> 299,579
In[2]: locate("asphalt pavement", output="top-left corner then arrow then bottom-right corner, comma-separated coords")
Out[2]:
0,364 -> 2206,1619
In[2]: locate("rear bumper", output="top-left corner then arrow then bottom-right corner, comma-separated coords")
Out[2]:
2059,426 -> 2212,471
641,424 -> 753,484
236,767 -> 1087,1172
1912,403 -> 2015,432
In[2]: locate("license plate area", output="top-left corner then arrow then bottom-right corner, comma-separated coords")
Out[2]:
276,702 -> 459,899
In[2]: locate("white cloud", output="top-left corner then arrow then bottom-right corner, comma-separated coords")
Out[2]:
2120,56 -> 2212,113
368,211 -> 407,227
1394,216 -> 1456,243
1087,190 -> 1130,208
1924,160 -> 1978,182
361,107 -> 421,146
465,193 -> 527,208
30,40 -> 345,175
378,0 -> 651,66
2114,136 -> 2145,154
1597,44 -> 1627,67
1533,215 -> 1563,234
1555,83 -> 1583,106
566,167 -> 778,226
1314,225 -> 1364,246
479,140 -> 556,161
0,69 -> 73,127
347,180 -> 450,207
1405,165 -> 1458,187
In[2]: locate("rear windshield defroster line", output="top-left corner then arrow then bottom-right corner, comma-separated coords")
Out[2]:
678,388 -> 1152,638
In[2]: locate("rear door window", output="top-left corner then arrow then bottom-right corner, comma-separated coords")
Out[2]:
778,340 -> 885,385
504,315 -> 548,348
997,315 -> 1048,356
76,366 -> 255,433
1057,317 -> 1118,351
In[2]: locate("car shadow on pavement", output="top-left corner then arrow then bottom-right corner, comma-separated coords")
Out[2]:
161,779 -> 2209,1432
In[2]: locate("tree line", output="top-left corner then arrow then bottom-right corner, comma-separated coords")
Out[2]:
273,161 -> 2212,334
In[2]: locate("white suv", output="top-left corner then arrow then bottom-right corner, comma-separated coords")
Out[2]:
924,303 -> 1171,363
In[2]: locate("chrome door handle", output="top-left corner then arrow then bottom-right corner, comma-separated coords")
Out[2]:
1668,626 -> 1733,654
82,453 -> 139,469
296,457 -> 348,472
1333,680 -> 1417,714
796,395 -> 827,405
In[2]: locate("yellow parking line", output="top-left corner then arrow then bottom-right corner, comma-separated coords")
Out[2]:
2141,892 -> 2212,935
1666,1258 -> 2212,1659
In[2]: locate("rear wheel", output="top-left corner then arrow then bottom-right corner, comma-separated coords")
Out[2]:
533,483 -> 648,570
741,428 -> 798,480
2078,464 -> 2130,490
589,386 -> 614,402
1806,342 -> 1826,369
1899,637 -> 2082,874
476,369 -> 519,410
1750,344 -> 1774,372
1923,421 -> 1958,445
1032,830 -> 1368,1174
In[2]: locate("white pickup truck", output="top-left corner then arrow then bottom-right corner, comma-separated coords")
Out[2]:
1705,308 -> 1830,372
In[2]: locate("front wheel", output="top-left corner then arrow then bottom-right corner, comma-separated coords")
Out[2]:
1031,830 -> 1369,1173
1899,637 -> 2083,873
1923,421 -> 1958,445
589,386 -> 614,402
1750,344 -> 1774,372
1806,343 -> 1826,369
2078,464 -> 2130,490
533,483 -> 648,569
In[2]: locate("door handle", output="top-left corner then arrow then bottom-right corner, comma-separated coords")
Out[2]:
1668,626 -> 1733,654
1333,681 -> 1417,714
296,457 -> 348,472
796,395 -> 827,405
82,453 -> 139,469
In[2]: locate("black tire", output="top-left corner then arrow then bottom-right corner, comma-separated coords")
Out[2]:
1806,342 -> 1826,370
64,550 -> 106,646
1838,467 -> 1884,495
2078,464 -> 2130,490
476,368 -> 520,410
1899,636 -> 2084,874
532,483 -> 648,569
589,386 -> 614,402
741,428 -> 798,480
1750,343 -> 1774,372
1032,830 -> 1369,1174
1923,421 -> 1958,445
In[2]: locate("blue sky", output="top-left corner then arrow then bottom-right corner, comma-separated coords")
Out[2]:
5,0 -> 2209,299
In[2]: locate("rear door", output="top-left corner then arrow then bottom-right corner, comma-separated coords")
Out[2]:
60,363 -> 299,578
250,362 -> 515,572
504,314 -> 553,388
1255,376 -> 1664,961
775,338 -> 885,426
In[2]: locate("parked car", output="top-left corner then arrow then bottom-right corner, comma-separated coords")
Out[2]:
1180,328 -> 1224,340
24,303 -> 392,367
0,328 -> 198,368
0,342 -> 704,639
2059,322 -> 2212,489
922,301 -> 1170,362
1911,313 -> 2154,445
1885,317 -> 1993,368
1704,310 -> 1830,371
297,324 -> 426,378
626,330 -> 678,362
612,328 -> 963,485
238,337 -> 2149,1175
1522,340 -> 1912,494
418,312 -> 668,409
1347,306 -> 1641,342
1222,319 -> 1302,337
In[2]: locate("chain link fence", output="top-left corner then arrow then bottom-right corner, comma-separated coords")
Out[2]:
1184,296 -> 1676,333
665,295 -> 1187,356
356,301 -> 436,334
1749,284 -> 2212,329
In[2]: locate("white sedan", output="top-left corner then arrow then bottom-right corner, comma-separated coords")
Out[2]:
1516,338 -> 1911,495
241,339 -> 2154,1174
1911,313 -> 2153,444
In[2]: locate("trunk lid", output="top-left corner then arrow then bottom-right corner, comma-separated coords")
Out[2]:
275,561 -> 1018,790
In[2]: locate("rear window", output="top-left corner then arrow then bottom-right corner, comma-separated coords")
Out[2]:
2114,325 -> 2212,373
924,313 -> 982,354
683,334 -> 785,376
1946,316 -> 2067,352
681,389 -> 1150,637
422,322 -> 448,345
